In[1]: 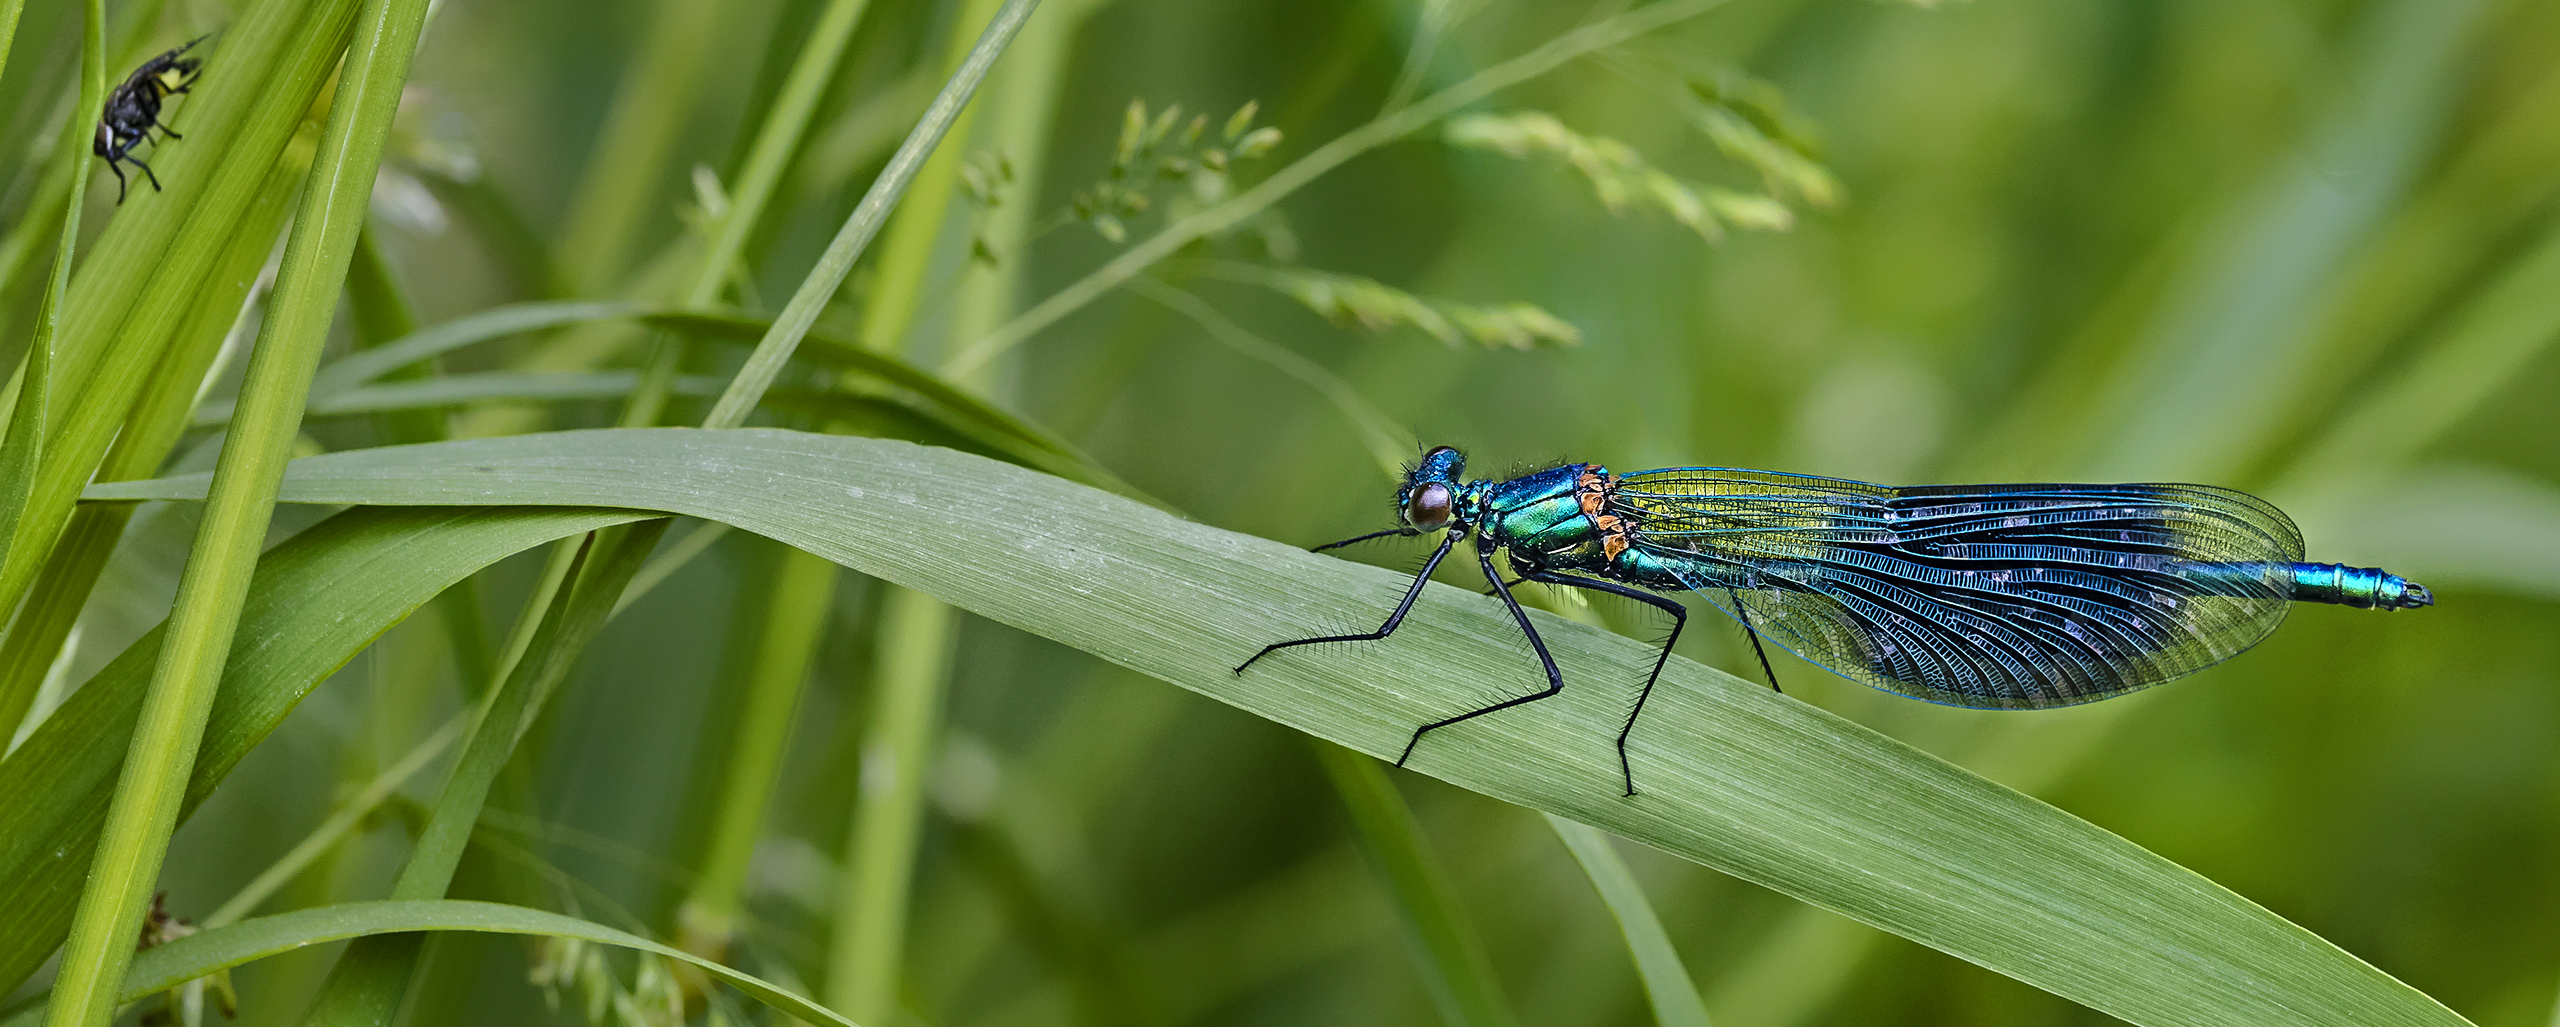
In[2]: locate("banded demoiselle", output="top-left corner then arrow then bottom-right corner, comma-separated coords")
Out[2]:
1238,446 -> 2432,795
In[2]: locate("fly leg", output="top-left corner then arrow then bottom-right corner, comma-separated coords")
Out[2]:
1236,529 -> 1458,675
123,153 -> 162,195
1396,538 -> 1568,767
1520,571 -> 1686,796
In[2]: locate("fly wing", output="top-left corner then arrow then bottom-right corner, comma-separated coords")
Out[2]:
1609,470 -> 2305,709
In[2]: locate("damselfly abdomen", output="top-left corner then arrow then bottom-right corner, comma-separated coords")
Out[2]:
1238,446 -> 2431,795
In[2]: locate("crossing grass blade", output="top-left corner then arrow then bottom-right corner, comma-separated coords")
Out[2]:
0,0 -> 370,622
1545,814 -> 1714,1027
85,429 -> 2474,1027
1316,740 -> 1519,1027
0,507 -> 643,996
0,900 -> 858,1027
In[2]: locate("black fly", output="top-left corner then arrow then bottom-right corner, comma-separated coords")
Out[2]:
94,36 -> 206,203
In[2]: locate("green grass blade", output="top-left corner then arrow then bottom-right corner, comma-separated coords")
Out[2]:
701,0 -> 1042,430
299,302 -> 1155,500
0,280 -> 53,739
1544,815 -> 1713,1027
554,0 -> 727,296
236,361 -> 1157,506
41,0 -> 435,1018
676,544 -> 837,952
0,506 -> 642,995
653,311 -> 1089,460
814,8 -> 1036,1017
202,713 -> 468,928
2070,0 -> 2491,480
848,0 -> 1005,362
943,0 -> 1735,378
0,0 -> 96,743
242,8 -> 1051,994
83,427 -> 2474,1027
308,300 -> 637,397
200,370 -> 725,424
306,303 -> 1084,457
0,0 -> 27,110
0,154 -> 308,742
291,519 -> 665,1027
681,0 -> 871,310
0,900 -> 861,1027
0,0 -> 366,627
1128,276 -> 1411,480
828,584 -> 958,1020
1315,740 -> 1519,1027
606,0 -> 880,430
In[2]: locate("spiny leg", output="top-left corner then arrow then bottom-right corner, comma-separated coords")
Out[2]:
1521,570 -> 1686,796
1396,540 -> 1567,767
1312,526 -> 1417,553
1728,585 -> 1780,693
1236,529 -> 1458,675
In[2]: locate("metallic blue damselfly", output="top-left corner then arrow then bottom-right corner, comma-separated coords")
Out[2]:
1237,446 -> 2432,795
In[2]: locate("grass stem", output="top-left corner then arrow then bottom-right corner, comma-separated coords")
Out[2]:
827,585 -> 957,1020
943,0 -> 1734,378
676,544 -> 839,952
1313,740 -> 1519,1027
702,0 -> 1042,429
42,0 -> 431,1020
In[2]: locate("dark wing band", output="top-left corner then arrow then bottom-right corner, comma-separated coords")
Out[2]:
1611,471 -> 2304,708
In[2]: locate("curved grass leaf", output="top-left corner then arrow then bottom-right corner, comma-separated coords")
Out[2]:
86,428 -> 2472,1027
943,0 -> 1743,377
196,371 -> 730,425
291,302 -> 1149,502
1315,741 -> 1518,1027
0,0 -> 369,623
0,900 -> 854,1027
44,1 -> 448,1014
306,300 -> 637,398
1545,814 -> 1713,1027
644,311 -> 1081,461
0,507 -> 645,995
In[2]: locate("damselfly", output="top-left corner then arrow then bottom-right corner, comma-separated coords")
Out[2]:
1238,446 -> 2432,795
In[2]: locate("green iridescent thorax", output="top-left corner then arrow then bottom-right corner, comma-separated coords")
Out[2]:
1454,480 -> 1497,528
1482,465 -> 1604,554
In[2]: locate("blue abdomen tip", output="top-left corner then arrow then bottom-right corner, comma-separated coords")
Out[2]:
2291,563 -> 2433,610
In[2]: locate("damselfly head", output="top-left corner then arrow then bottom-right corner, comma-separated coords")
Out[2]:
1397,446 -> 1468,531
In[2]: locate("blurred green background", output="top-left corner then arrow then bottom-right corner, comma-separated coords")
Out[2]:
9,0 -> 2557,1023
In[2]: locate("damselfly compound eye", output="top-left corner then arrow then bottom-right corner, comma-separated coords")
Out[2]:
1404,482 -> 1453,530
